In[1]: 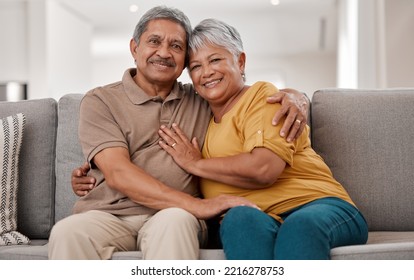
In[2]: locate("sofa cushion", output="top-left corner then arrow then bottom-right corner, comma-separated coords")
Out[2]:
0,113 -> 30,245
55,94 -> 85,223
0,98 -> 57,239
0,240 -> 48,260
331,242 -> 414,260
311,89 -> 414,231
330,231 -> 414,260
110,249 -> 226,260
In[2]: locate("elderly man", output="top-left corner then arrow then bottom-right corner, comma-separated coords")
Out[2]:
49,6 -> 309,260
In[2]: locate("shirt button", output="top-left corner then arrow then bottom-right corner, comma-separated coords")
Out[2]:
257,130 -> 262,134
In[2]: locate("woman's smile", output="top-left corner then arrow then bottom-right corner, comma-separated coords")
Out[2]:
203,78 -> 223,88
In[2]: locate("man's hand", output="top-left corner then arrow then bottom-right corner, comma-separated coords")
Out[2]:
192,195 -> 261,220
267,88 -> 310,142
71,162 -> 96,196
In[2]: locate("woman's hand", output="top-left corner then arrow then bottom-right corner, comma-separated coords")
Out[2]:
158,123 -> 202,173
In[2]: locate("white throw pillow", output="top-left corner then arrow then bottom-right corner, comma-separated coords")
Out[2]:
0,113 -> 30,245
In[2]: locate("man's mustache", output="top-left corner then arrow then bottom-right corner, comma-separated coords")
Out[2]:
148,58 -> 176,67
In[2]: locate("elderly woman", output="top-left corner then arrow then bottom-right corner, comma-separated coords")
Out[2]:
158,18 -> 368,260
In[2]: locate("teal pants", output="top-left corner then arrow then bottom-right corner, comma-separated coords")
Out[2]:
219,197 -> 368,260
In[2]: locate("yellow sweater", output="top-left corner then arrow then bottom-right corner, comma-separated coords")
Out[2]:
201,81 -> 354,222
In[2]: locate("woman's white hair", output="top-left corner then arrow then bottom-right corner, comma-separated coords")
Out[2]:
189,18 -> 244,58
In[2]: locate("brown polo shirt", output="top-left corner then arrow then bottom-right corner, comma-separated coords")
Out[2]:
73,68 -> 211,216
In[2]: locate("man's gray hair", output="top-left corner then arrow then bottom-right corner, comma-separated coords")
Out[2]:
132,6 -> 192,48
189,18 -> 244,58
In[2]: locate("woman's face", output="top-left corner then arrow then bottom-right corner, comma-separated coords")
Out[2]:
188,43 -> 245,105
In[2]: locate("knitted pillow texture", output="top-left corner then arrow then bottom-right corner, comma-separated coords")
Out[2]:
0,113 -> 30,245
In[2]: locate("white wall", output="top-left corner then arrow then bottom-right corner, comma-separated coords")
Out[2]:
247,53 -> 337,99
91,55 -> 130,87
0,1 -> 28,83
47,0 -> 93,99
27,0 -> 48,99
0,0 -> 93,100
336,0 -> 414,90
385,0 -> 414,88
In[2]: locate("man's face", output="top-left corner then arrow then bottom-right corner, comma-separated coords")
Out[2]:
131,19 -> 187,86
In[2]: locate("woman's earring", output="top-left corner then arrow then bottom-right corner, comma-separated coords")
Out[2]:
241,72 -> 246,81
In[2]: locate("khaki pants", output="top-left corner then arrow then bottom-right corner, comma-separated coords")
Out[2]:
48,208 -> 207,260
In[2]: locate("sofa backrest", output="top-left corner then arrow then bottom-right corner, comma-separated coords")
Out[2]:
0,98 -> 57,239
311,88 -> 414,231
55,94 -> 84,223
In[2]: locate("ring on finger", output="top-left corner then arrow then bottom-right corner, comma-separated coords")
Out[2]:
295,119 -> 301,124
171,142 -> 177,147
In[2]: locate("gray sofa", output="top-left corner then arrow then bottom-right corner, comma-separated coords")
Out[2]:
0,88 -> 413,260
